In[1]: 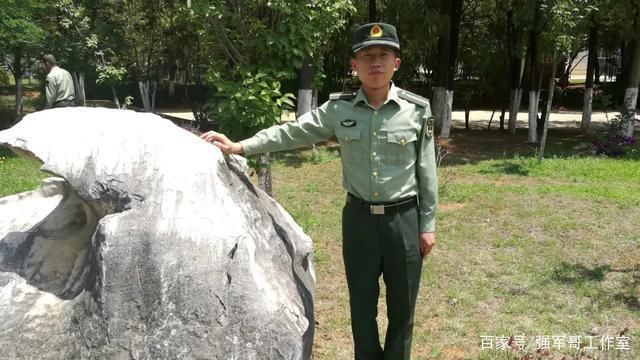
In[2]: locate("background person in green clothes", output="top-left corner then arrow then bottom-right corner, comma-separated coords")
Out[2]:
42,54 -> 76,109
202,23 -> 438,360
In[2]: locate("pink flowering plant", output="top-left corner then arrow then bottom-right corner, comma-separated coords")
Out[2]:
593,110 -> 639,157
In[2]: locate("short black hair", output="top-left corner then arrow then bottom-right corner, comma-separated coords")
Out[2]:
42,54 -> 57,65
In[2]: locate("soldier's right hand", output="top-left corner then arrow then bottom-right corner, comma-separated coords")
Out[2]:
200,131 -> 243,155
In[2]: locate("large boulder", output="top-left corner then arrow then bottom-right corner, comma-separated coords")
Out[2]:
0,108 -> 315,359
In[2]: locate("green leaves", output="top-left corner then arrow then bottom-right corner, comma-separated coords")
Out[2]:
209,68 -> 297,140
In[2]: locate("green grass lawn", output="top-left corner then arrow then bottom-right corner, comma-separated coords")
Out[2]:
1,128 -> 638,359
0,146 -> 47,197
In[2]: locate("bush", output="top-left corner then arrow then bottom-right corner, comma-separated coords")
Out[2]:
592,110 -> 639,156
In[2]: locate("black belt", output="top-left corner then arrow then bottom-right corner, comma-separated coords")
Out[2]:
53,99 -> 76,108
346,193 -> 417,215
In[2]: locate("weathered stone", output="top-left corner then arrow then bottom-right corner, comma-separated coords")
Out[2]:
0,108 -> 315,359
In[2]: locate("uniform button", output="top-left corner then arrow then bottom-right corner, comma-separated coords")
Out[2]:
345,136 -> 350,141
372,171 -> 377,177
372,152 -> 377,157
373,192 -> 379,197
372,131 -> 377,136
400,139 -> 405,145
374,111 -> 378,115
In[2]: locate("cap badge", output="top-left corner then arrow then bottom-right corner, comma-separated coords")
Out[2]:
370,24 -> 383,38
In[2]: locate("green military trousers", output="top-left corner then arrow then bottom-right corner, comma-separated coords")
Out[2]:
342,194 -> 423,360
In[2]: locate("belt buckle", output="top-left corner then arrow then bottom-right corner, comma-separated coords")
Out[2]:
370,205 -> 385,215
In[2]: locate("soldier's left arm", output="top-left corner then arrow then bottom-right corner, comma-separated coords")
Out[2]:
417,111 -> 438,233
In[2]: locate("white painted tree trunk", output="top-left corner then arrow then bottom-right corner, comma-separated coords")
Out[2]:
439,90 -> 453,138
111,86 -> 121,109
509,88 -> 523,133
623,87 -> 638,136
433,86 -> 447,137
539,49 -> 559,162
433,86 -> 446,128
581,88 -> 593,132
72,72 -> 86,107
527,90 -> 539,142
138,81 -> 151,112
138,81 -> 157,112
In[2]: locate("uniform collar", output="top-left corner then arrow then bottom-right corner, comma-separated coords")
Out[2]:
353,81 -> 401,108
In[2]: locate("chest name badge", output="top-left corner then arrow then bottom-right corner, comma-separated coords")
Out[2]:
341,119 -> 357,128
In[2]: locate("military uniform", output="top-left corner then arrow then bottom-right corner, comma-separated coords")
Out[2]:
45,66 -> 75,108
239,23 -> 437,360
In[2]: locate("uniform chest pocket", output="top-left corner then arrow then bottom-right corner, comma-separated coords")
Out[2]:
336,128 -> 363,165
385,129 -> 418,166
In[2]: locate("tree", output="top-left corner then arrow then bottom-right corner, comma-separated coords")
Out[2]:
526,0 -> 543,143
539,0 -> 594,161
0,0 -> 47,122
100,0 -> 177,112
185,0 -> 353,195
504,1 -> 528,134
433,0 -> 463,139
580,13 -> 598,132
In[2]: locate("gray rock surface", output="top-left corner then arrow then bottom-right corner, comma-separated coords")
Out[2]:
0,108 -> 315,359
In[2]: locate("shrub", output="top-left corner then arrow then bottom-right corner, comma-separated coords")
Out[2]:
592,110 -> 639,157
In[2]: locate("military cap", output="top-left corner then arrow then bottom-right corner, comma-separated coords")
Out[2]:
352,23 -> 400,53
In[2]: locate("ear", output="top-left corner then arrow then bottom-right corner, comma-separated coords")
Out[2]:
350,58 -> 357,72
394,58 -> 401,71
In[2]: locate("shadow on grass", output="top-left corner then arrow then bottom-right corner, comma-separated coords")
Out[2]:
551,261 -> 640,312
271,152 -> 305,168
479,161 -> 531,176
439,127 -> 597,166
551,261 -> 610,283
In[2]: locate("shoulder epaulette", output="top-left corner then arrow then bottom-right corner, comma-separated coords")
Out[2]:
398,89 -> 430,108
329,91 -> 357,101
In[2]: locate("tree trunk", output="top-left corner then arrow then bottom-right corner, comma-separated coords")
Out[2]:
507,7 -> 525,134
311,89 -> 318,158
111,86 -> 121,109
368,0 -> 377,22
13,72 -> 23,123
433,87 -> 447,135
434,0 -> 451,135
11,52 -> 23,123
623,37 -> 640,136
440,0 -> 463,139
581,22 -> 598,133
527,2 -> 541,143
73,72 -> 86,107
151,81 -> 157,112
538,49 -> 559,162
297,55 -> 315,158
258,153 -> 272,196
138,81 -> 149,111
297,56 -> 314,118
168,62 -> 177,98
136,80 -> 158,112
594,49 -> 601,84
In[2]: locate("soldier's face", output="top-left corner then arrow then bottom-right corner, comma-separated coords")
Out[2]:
351,46 -> 400,90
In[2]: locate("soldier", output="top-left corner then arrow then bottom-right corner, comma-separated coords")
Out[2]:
42,54 -> 76,108
201,22 -> 437,360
